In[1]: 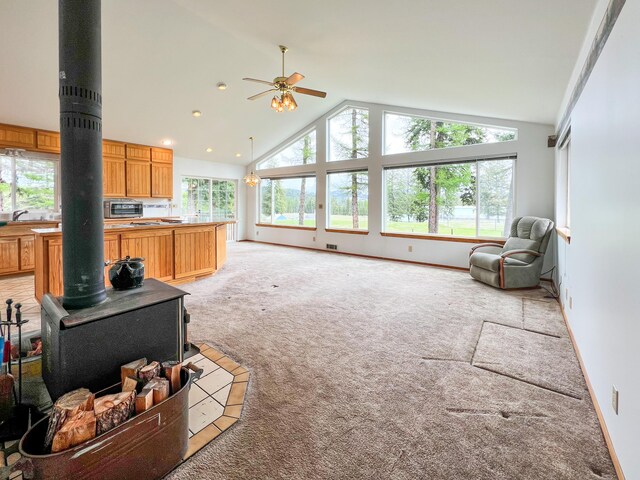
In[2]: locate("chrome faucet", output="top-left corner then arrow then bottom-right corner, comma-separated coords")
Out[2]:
12,209 -> 29,221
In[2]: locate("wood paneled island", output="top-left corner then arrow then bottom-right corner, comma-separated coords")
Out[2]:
33,220 -> 232,301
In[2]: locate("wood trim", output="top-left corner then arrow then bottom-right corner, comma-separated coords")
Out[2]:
255,224 -> 316,231
558,303 -> 626,480
556,227 -> 571,244
381,232 -> 506,245
325,228 -> 369,235
243,239 -> 470,272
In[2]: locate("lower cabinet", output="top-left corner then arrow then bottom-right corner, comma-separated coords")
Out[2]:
0,238 -> 20,274
120,229 -> 174,282
215,224 -> 226,269
0,235 -> 37,275
174,226 -> 215,279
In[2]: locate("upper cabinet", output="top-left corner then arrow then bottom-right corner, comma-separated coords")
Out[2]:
103,140 -> 126,198
36,130 -> 61,153
126,160 -> 151,197
126,144 -> 151,162
0,123 -> 36,149
151,147 -> 173,198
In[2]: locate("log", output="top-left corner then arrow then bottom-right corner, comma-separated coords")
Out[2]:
94,390 -> 135,436
137,361 -> 160,383
121,358 -> 147,386
147,378 -> 170,404
122,375 -> 144,393
51,410 -> 96,453
44,388 -> 95,451
162,361 -> 182,395
135,388 -> 154,414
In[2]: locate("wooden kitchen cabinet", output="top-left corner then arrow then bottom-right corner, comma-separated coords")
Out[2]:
151,162 -> 173,198
126,160 -> 151,197
125,144 -> 151,162
174,226 -> 215,279
19,235 -> 35,270
103,158 -> 126,197
36,130 -> 61,153
0,123 -> 36,149
151,147 -> 173,164
0,238 -> 20,274
120,229 -> 173,281
103,140 -> 126,159
215,224 -> 227,269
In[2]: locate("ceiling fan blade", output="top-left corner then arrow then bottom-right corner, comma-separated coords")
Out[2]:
294,87 -> 327,98
285,72 -> 305,85
247,89 -> 277,100
242,77 -> 275,86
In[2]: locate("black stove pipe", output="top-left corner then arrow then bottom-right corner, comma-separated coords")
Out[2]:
59,0 -> 106,309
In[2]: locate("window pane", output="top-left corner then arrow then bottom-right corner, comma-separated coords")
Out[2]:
435,163 -> 476,237
15,158 -> 56,210
384,112 -> 517,155
477,159 -> 514,237
181,177 -> 210,216
257,131 -> 316,170
212,180 -> 236,219
260,179 -> 273,224
0,156 -> 13,213
328,171 -> 368,230
328,107 -> 369,161
385,166 -> 430,234
259,177 -> 316,227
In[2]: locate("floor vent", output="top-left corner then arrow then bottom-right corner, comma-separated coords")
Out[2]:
326,244 -> 338,250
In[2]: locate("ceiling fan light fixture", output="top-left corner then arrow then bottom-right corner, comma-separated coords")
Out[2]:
271,96 -> 279,109
282,93 -> 291,107
243,136 -> 261,187
276,101 -> 285,113
288,94 -> 298,111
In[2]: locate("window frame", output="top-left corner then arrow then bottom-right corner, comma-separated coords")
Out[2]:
256,174 -> 318,230
382,155 -> 516,240
326,168 -> 369,232
327,106 -> 370,163
180,175 -> 238,220
256,128 -> 317,171
382,110 -> 518,157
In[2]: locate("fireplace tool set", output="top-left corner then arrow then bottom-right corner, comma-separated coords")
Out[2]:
0,298 -> 44,442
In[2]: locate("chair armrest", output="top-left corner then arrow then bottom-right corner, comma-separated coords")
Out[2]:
500,249 -> 542,259
469,243 -> 504,257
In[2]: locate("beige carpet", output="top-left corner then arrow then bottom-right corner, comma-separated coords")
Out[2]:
168,242 -> 615,480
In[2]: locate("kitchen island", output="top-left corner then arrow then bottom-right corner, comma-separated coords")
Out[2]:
33,219 -> 233,301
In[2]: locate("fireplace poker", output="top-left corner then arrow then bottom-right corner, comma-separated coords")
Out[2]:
4,300 -> 12,372
14,303 -> 25,405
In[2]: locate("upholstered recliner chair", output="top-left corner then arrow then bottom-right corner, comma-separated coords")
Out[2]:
469,216 -> 554,289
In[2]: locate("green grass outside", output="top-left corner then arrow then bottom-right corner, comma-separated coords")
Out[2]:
262,214 -> 504,238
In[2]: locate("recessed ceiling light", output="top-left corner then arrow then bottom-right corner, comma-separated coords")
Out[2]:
161,139 -> 173,146
217,82 -> 227,91
235,153 -> 241,157
192,110 -> 202,117
206,147 -> 213,153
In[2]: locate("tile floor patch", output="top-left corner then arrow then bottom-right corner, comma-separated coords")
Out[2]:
212,384 -> 231,405
196,367 -> 234,395
193,357 -> 220,378
189,397 -> 224,434
188,384 -> 209,407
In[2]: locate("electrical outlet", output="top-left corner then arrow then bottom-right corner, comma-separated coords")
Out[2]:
408,245 -> 413,252
612,386 -> 619,415
326,243 -> 338,250
312,236 -> 316,242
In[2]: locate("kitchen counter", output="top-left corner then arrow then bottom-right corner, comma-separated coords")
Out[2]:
33,220 -> 232,301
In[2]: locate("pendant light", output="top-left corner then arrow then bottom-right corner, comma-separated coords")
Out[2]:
242,136 -> 261,187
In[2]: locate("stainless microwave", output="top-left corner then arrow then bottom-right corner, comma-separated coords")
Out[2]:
103,199 -> 144,218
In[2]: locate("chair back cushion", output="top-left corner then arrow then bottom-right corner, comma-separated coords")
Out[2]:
502,216 -> 554,262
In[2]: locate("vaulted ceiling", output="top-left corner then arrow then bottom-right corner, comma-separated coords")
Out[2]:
0,0 -> 596,165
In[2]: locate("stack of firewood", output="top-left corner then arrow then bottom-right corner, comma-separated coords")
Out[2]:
43,357 -> 183,453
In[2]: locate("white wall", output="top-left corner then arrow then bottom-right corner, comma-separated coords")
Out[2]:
554,2 -> 640,477
245,100 -> 555,269
171,155 -> 247,239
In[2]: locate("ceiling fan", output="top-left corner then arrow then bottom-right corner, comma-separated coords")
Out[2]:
243,45 -> 327,112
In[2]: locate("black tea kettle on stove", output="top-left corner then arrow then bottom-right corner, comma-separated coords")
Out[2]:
107,256 -> 145,290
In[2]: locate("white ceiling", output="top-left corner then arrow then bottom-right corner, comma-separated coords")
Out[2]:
0,0 -> 596,166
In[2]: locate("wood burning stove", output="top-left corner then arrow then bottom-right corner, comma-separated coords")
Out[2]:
41,279 -> 188,401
